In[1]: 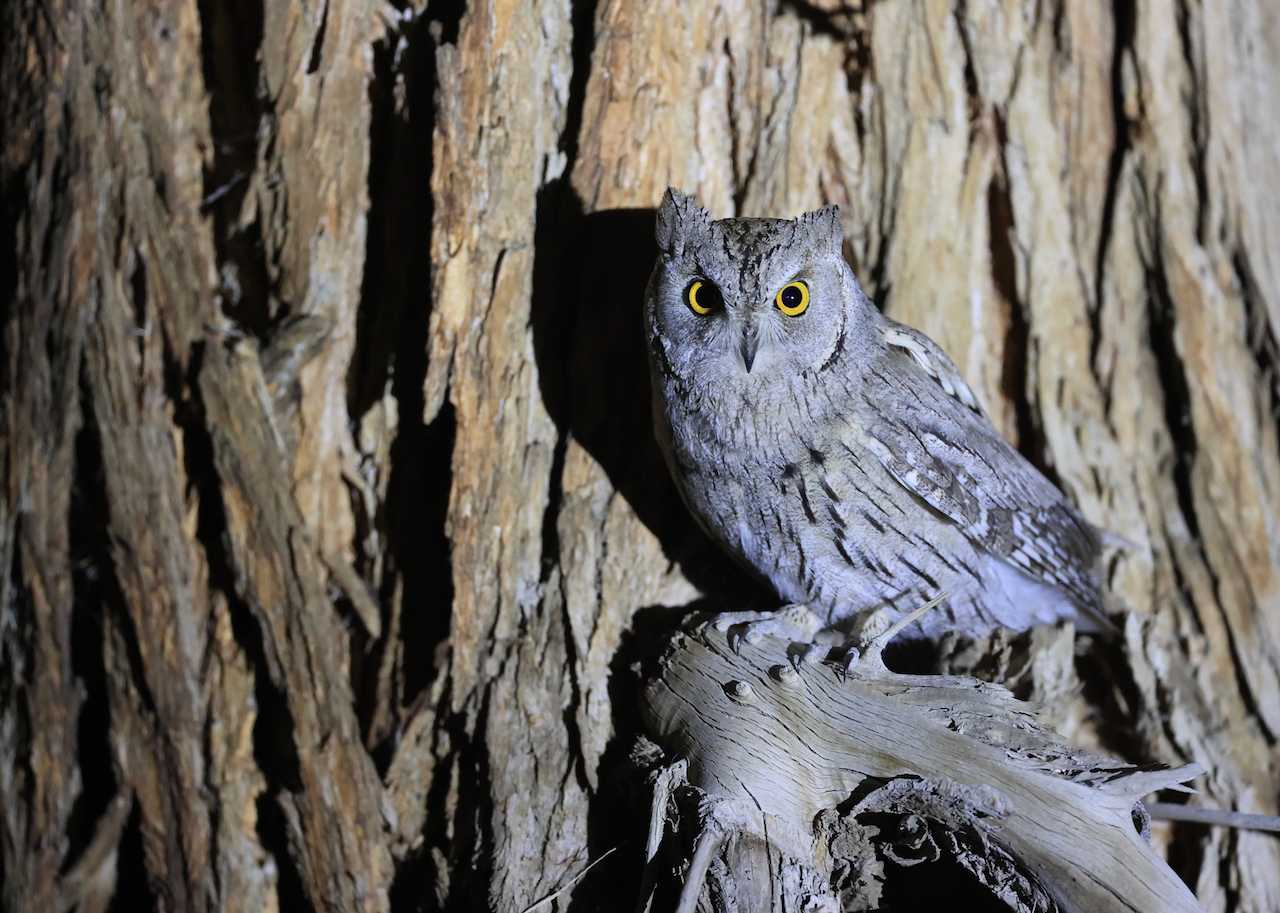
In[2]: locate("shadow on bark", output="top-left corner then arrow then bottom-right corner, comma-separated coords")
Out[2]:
532,202 -> 778,614
69,372 -> 156,912
352,8 -> 455,749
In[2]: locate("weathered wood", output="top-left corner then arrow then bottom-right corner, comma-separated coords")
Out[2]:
200,340 -> 393,912
641,626 -> 1204,912
2,0 -> 218,909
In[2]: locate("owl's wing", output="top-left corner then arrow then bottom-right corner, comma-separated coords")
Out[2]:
882,324 -> 986,416
862,319 -> 1105,615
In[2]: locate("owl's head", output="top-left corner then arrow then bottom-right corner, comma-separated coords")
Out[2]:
645,189 -> 875,392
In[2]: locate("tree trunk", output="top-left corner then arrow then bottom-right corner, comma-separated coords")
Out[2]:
1,0 -> 1277,910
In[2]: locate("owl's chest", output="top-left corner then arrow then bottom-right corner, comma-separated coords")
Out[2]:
666,373 -> 843,452
666,396 -> 848,541
660,373 -> 861,519
666,400 -> 805,491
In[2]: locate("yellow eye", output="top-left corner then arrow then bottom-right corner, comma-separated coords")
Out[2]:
686,280 -> 722,315
775,281 -> 809,316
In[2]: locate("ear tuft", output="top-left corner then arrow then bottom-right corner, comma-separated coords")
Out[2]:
803,204 -> 844,255
656,188 -> 710,258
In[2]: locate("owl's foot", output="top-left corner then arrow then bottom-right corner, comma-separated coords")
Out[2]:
846,605 -> 898,645
838,593 -> 948,677
705,603 -> 825,652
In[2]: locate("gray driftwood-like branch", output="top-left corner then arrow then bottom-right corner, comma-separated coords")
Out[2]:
639,625 -> 1205,913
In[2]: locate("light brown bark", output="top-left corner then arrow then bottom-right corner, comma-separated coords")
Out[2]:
1,0 -> 1277,910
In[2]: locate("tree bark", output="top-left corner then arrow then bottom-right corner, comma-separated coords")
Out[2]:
1,0 -> 1277,910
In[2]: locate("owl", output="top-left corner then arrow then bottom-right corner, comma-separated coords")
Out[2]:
644,188 -> 1110,642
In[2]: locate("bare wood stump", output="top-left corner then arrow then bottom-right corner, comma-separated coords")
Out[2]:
639,625 -> 1204,913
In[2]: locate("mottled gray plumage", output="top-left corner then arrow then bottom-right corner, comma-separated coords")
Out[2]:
645,188 -> 1108,640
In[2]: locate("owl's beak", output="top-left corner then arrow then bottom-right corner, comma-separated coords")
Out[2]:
739,323 -> 759,372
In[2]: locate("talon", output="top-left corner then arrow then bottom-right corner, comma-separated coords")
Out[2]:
792,642 -> 828,670
841,647 -> 861,679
